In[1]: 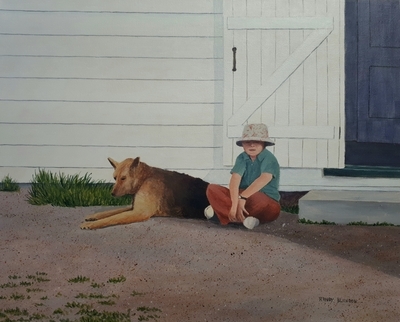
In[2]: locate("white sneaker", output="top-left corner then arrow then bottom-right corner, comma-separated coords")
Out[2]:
204,205 -> 214,219
243,217 -> 260,229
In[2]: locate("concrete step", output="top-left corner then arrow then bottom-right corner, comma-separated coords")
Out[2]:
298,190 -> 400,225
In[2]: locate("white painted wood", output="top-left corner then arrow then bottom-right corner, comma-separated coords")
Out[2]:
230,0 -> 248,160
260,0 -> 277,152
0,57 -> 219,80
281,168 -> 400,192
246,0 -> 263,125
0,35 -> 220,59
0,79 -> 220,103
274,0 -> 290,128
205,168 -> 400,192
0,146 -> 215,170
316,1 -> 329,128
223,0 -> 344,169
0,167 -> 210,183
288,139 -> 303,167
0,1 -> 224,184
0,124 -> 216,148
0,0 -> 219,14
287,2 -> 305,168
1,103 -> 219,125
300,1 -> 319,169
223,0 -> 247,164
228,17 -> 333,30
222,0 -> 233,165
227,28 -> 333,128
273,139 -> 289,167
327,0 -> 344,168
0,11 -> 217,37
228,125 -> 336,139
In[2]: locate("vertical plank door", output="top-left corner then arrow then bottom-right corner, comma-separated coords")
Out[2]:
223,0 -> 345,168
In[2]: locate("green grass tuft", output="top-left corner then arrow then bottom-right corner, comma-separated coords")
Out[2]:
68,275 -> 90,284
107,276 -> 126,284
0,272 -> 161,322
298,218 -> 337,225
27,169 -> 131,207
0,175 -> 20,192
347,221 -> 399,226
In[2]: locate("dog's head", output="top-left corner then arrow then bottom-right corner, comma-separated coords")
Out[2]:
108,157 -> 143,197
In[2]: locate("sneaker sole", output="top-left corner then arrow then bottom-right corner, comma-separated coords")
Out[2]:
243,217 -> 260,229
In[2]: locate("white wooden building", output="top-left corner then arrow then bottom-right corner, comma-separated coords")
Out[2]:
1,0 -> 400,193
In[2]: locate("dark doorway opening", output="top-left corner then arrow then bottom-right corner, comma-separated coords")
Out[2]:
344,0 -> 400,169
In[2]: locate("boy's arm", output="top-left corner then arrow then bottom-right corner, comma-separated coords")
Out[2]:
229,173 -> 241,209
228,173 -> 245,222
240,173 -> 273,199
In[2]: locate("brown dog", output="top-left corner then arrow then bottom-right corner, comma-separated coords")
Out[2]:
80,157 -> 209,229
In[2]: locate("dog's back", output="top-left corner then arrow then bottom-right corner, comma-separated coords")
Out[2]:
152,167 -> 209,219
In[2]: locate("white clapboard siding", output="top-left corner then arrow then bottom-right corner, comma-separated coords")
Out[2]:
0,0 -> 220,14
0,167 -> 211,184
0,146 -> 215,170
0,102 -> 219,125
0,57 -> 219,80
0,1 -> 223,182
0,79 -> 219,103
0,35 -> 220,59
0,125 -> 215,148
0,12 -> 217,37
223,0 -> 344,169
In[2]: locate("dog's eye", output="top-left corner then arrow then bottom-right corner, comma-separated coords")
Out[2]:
121,176 -> 126,181
113,177 -> 116,181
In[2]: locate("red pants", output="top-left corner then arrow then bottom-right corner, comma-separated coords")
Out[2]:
206,184 -> 281,225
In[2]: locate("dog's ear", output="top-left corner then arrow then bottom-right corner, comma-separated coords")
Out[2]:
108,157 -> 119,169
131,157 -> 140,169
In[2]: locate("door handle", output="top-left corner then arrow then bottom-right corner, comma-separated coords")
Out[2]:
232,47 -> 237,72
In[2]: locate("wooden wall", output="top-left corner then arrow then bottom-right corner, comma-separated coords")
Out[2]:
0,0 -> 224,182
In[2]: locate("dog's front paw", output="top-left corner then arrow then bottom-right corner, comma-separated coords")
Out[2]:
84,215 -> 98,222
80,222 -> 96,230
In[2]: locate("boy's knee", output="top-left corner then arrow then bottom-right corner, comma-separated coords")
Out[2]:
206,183 -> 219,196
206,184 -> 230,200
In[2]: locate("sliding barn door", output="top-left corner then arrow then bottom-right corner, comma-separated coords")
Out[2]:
223,0 -> 344,168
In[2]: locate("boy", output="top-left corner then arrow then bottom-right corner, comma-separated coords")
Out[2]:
205,123 -> 280,229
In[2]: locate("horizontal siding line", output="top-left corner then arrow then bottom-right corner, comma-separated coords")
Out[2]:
0,100 -> 224,104
0,100 -> 222,105
0,55 -> 222,60
0,10 -> 219,15
0,123 -> 221,127
0,144 -> 222,148
0,77 -> 222,81
0,55 -> 221,60
0,34 -> 221,39
0,166 -> 215,171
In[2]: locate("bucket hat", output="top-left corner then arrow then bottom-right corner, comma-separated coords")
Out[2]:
236,123 -> 275,147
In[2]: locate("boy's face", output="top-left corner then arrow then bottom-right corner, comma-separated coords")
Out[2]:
242,141 -> 265,160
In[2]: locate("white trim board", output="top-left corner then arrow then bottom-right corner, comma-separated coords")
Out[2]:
228,17 -> 333,30
228,125 -> 336,140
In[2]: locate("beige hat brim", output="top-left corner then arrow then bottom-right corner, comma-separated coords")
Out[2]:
236,138 -> 275,147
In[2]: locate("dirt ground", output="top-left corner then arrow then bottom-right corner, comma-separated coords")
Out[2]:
1,189 -> 400,321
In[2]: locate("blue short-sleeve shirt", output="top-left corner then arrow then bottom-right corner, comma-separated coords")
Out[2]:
230,149 -> 280,201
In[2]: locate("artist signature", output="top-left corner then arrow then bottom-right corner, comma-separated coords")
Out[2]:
319,297 -> 358,304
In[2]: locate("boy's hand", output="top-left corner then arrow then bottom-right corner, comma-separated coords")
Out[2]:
228,206 -> 238,222
229,200 -> 247,223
